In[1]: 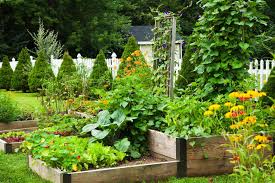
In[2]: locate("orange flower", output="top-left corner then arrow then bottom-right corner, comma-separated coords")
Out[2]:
134,60 -> 142,65
134,50 -> 141,57
101,100 -> 109,105
126,57 -> 132,62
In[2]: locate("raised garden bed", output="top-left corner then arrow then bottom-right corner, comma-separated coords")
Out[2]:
148,130 -> 274,177
28,154 -> 180,183
0,120 -> 37,131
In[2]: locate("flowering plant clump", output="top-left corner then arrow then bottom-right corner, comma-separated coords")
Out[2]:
218,91 -> 275,183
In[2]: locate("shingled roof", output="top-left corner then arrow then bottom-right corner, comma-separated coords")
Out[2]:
129,26 -> 183,42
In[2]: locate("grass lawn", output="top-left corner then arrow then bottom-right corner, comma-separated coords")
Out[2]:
0,152 -> 236,183
0,90 -> 42,113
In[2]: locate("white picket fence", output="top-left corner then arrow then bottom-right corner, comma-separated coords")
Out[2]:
1,56 -> 274,89
248,59 -> 275,90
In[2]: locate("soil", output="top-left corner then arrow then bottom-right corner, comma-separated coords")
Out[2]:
117,155 -> 167,167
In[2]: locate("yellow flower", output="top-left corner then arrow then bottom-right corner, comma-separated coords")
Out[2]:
225,112 -> 232,118
259,92 -> 266,97
208,104 -> 221,111
254,135 -> 269,143
134,50 -> 141,57
230,123 -> 241,129
204,110 -> 214,117
72,164 -> 78,171
230,105 -> 244,112
256,144 -> 267,150
242,116 -> 256,125
224,102 -> 233,107
229,134 -> 243,142
126,57 -> 132,62
229,92 -> 240,98
247,144 -> 255,150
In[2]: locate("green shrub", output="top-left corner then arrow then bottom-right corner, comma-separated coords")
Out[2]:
0,55 -> 13,90
0,93 -> 20,123
57,52 -> 76,80
11,48 -> 32,92
262,67 -> 275,105
117,36 -> 140,77
28,50 -> 54,92
89,50 -> 112,90
175,37 -> 197,91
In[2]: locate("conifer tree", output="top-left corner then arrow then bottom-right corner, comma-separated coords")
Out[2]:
117,36 -> 140,77
262,67 -> 275,105
11,48 -> 32,92
57,52 -> 76,80
0,55 -> 13,90
28,50 -> 54,92
89,50 -> 112,90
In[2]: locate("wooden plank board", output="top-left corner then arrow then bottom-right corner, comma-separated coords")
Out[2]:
186,136 -> 231,160
148,130 -> 177,159
0,120 -> 37,131
186,159 -> 233,176
29,155 -> 179,183
70,161 -> 178,183
28,156 -> 64,183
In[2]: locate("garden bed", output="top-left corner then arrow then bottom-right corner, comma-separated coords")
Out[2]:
28,155 -> 180,183
0,120 -> 37,131
148,130 -> 275,177
0,139 -> 22,153
149,129 -> 234,176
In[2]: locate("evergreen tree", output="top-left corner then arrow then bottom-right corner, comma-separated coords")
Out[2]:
57,52 -> 77,80
0,56 -> 13,90
28,50 -> 54,92
118,36 -> 141,77
11,48 -> 32,92
175,37 -> 197,91
262,67 -> 275,105
89,50 -> 112,90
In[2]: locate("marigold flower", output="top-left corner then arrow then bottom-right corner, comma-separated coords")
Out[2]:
254,135 -> 269,143
256,144 -> 267,150
126,57 -> 132,62
230,155 -> 240,164
230,124 -> 241,129
204,110 -> 214,117
238,93 -> 251,101
134,60 -> 142,65
229,134 -> 243,142
224,102 -> 233,107
208,104 -> 221,111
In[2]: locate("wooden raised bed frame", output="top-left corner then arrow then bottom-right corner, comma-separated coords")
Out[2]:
0,139 -> 22,153
148,130 -> 274,177
0,120 -> 37,131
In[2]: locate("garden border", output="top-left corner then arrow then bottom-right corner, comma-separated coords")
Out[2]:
0,139 -> 21,153
0,120 -> 37,131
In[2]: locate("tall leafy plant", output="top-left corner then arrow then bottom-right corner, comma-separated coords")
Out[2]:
0,55 -> 13,90
28,50 -> 54,92
11,48 -> 32,92
29,21 -> 63,61
190,0 -> 268,97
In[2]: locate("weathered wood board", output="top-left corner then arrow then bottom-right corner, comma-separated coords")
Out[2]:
0,120 -> 37,131
28,156 -> 179,183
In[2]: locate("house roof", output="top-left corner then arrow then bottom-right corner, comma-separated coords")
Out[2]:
129,26 -> 183,43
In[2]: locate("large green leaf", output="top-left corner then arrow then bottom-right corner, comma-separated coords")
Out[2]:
114,138 -> 130,152
111,109 -> 126,126
97,110 -> 111,125
91,129 -> 109,139
82,123 -> 99,133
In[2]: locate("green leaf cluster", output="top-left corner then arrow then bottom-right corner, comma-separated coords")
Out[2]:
0,93 -> 20,123
28,50 -> 54,92
0,55 -> 13,90
190,0 -> 268,97
11,48 -> 32,92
